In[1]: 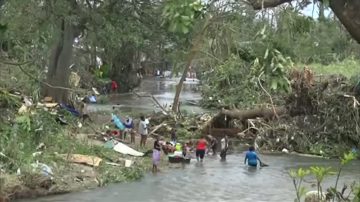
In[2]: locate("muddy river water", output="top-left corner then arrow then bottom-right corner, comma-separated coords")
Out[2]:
19,78 -> 360,202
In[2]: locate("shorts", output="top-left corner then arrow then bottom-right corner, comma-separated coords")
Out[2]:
141,134 -> 147,141
248,160 -> 257,167
196,149 -> 205,159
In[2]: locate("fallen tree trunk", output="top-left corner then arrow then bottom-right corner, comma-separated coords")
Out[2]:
220,107 -> 287,120
202,107 -> 287,133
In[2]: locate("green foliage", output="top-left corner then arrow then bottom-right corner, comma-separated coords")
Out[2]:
341,151 -> 357,165
201,55 -> 262,108
162,0 -> 205,34
302,57 -> 360,78
354,185 -> 360,202
0,90 -> 21,109
290,152 -> 358,202
97,164 -> 144,186
253,48 -> 293,93
176,128 -> 193,140
289,168 -> 310,202
310,166 -> 334,183
0,108 -> 72,171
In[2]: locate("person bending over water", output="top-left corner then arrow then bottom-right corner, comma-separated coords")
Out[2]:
244,146 -> 262,167
196,136 -> 208,162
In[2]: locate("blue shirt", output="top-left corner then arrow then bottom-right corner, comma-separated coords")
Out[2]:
245,151 -> 258,166
124,119 -> 133,129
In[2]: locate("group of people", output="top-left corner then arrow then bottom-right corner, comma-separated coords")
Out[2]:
194,135 -> 229,162
108,113 -> 263,172
151,133 -> 263,173
109,112 -> 150,147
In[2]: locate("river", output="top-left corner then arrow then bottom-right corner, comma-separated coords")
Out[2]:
20,154 -> 360,202
19,77 -> 360,202
88,77 -> 205,114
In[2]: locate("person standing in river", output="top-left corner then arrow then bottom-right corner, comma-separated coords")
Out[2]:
138,115 -> 148,147
152,136 -> 161,173
196,136 -> 208,162
244,146 -> 262,167
220,135 -> 229,161
207,135 -> 218,156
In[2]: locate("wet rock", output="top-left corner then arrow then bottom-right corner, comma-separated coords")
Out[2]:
305,190 -> 326,202
282,148 -> 289,153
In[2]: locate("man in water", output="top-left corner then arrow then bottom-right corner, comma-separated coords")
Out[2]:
138,115 -> 148,147
196,136 -> 208,162
220,135 -> 229,161
244,146 -> 262,167
207,135 -> 218,156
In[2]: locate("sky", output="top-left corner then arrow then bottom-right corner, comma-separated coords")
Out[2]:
301,3 -> 332,18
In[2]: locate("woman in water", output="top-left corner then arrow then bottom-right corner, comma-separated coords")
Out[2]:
244,146 -> 262,167
152,136 -> 161,173
196,136 -> 208,162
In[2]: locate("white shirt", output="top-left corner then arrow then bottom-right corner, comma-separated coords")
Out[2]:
221,138 -> 228,150
138,120 -> 148,135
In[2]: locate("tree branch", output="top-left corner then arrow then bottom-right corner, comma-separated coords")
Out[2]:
0,60 -> 83,92
247,0 -> 293,10
258,71 -> 278,119
132,91 -> 168,114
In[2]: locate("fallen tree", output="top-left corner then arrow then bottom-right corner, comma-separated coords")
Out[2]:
202,68 -> 360,156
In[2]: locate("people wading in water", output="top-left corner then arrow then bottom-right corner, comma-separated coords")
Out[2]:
220,135 -> 229,161
244,146 -> 262,167
196,136 -> 208,162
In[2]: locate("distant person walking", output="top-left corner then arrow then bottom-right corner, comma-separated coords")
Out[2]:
111,80 -> 118,93
138,115 -> 149,147
196,136 -> 208,162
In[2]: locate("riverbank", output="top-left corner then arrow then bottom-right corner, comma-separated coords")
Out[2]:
0,126 -> 169,202
0,94 -> 167,202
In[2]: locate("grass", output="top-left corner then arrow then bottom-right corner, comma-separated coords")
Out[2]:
296,58 -> 360,79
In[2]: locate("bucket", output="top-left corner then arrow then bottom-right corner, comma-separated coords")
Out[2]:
125,160 -> 132,167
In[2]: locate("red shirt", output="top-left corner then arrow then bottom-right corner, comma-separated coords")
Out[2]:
111,81 -> 118,90
197,139 -> 207,150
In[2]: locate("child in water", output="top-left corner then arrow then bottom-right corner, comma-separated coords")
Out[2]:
244,146 -> 262,167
